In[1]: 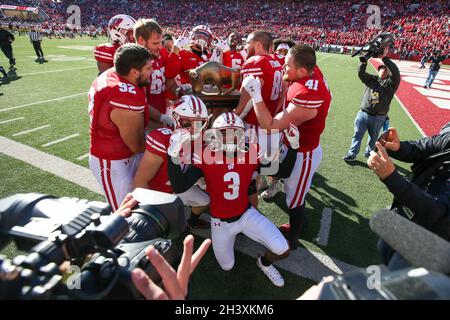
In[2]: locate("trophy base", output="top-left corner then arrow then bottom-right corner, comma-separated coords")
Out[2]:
195,90 -> 241,123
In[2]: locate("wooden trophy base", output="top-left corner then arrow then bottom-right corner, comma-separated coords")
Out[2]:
195,88 -> 241,124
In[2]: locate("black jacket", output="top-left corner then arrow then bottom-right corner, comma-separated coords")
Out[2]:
358,57 -> 400,115
0,29 -> 15,45
383,125 -> 450,241
428,55 -> 449,72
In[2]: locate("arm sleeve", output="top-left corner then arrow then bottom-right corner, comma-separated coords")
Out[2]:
382,57 -> 400,91
145,130 -> 168,158
167,155 -> 204,193
387,133 -> 450,164
241,59 -> 264,80
382,170 -> 450,228
358,62 -> 378,87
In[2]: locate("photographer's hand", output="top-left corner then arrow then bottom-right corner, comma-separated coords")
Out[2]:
384,127 -> 400,151
114,193 -> 137,217
131,235 -> 211,300
367,142 -> 396,180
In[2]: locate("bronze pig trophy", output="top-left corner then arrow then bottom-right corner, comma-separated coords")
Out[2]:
188,61 -> 241,95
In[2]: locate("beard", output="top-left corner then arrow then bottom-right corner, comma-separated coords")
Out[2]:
137,74 -> 150,87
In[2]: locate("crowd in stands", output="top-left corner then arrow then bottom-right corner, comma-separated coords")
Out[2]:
1,0 -> 448,59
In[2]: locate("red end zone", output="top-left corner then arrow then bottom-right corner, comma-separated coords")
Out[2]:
370,59 -> 450,136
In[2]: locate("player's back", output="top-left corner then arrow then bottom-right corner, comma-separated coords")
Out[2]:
287,67 -> 332,152
241,55 -> 283,126
145,127 -> 173,193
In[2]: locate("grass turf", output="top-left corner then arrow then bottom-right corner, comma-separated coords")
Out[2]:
0,36 -> 422,299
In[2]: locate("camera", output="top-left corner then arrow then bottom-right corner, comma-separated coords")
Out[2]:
319,266 -> 450,300
0,189 -> 187,299
351,32 -> 394,63
317,209 -> 450,300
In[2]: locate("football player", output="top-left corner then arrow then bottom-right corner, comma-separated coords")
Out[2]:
241,44 -> 332,249
93,14 -> 136,74
133,18 -> 179,128
273,39 -> 296,58
261,38 -> 295,200
133,95 -> 211,229
165,25 -> 214,89
222,32 -> 245,70
166,111 -> 300,287
89,44 -> 153,211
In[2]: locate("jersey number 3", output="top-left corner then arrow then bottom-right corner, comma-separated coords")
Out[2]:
223,172 -> 240,200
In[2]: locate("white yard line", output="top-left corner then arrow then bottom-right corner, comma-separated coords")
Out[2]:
76,153 -> 90,161
317,207 -> 333,247
0,136 -> 102,194
12,124 -> 50,136
0,92 -> 87,113
192,228 -> 358,282
16,66 -> 96,76
42,133 -> 80,147
0,117 -> 24,125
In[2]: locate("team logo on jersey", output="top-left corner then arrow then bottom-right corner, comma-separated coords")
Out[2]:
269,60 -> 281,68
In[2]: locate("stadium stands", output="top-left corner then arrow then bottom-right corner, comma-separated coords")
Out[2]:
0,0 -> 448,60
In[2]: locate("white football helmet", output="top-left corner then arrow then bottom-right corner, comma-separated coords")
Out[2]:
171,95 -> 209,140
189,25 -> 213,52
108,14 -> 136,46
211,112 -> 245,153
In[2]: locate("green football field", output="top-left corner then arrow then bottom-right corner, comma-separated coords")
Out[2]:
0,36 -> 422,299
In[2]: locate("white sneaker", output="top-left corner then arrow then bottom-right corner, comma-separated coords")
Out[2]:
261,180 -> 282,200
256,257 -> 285,287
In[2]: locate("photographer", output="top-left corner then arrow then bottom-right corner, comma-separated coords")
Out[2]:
367,123 -> 450,270
343,47 -> 400,162
114,193 -> 212,300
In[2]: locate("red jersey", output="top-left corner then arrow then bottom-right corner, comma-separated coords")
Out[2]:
93,43 -> 119,64
89,68 -> 149,160
193,145 -> 259,219
145,127 -> 173,193
222,50 -> 245,69
148,48 -> 170,114
241,55 -> 283,126
285,66 -> 332,152
271,54 -> 286,68
165,49 -> 209,84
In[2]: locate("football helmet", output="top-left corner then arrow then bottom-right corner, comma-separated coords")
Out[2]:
171,95 -> 209,140
211,112 -> 245,153
189,25 -> 214,53
108,14 -> 136,46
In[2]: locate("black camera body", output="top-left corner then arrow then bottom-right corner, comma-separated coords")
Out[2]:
0,189 -> 187,299
351,32 -> 394,63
